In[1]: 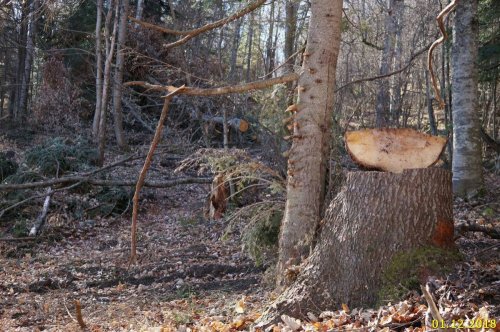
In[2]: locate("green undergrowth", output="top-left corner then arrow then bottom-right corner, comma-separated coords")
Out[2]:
0,152 -> 18,182
378,246 -> 463,304
25,137 -> 98,176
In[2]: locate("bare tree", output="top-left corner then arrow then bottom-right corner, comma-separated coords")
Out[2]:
451,0 -> 483,195
277,0 -> 343,286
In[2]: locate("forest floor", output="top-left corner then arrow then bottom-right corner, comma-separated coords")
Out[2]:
0,130 -> 499,331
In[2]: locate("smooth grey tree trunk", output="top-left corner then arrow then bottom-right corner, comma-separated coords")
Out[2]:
375,0 -> 403,128
451,0 -> 483,196
112,0 -> 129,150
93,0 -> 104,139
98,1 -> 118,165
277,0 -> 342,286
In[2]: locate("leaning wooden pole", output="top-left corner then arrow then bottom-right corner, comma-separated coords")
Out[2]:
130,86 -> 185,264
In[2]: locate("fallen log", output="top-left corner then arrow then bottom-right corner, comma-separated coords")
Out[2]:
0,176 -> 211,191
202,115 -> 249,133
345,128 -> 447,173
29,188 -> 53,236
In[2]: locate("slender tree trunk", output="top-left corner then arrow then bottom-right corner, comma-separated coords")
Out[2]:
98,1 -> 118,166
93,0 -> 104,139
18,0 -> 37,121
277,0 -> 342,286
112,0 -> 129,150
258,169 -> 454,326
245,13 -> 254,82
228,19 -> 242,83
136,0 -> 144,19
451,0 -> 483,196
390,0 -> 404,125
375,0 -> 402,127
13,0 -> 28,120
425,69 -> 438,135
284,0 -> 298,106
264,0 -> 275,74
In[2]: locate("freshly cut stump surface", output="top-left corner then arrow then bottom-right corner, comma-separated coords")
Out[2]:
345,128 -> 447,173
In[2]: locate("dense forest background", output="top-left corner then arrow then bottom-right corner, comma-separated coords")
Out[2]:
0,0 -> 498,330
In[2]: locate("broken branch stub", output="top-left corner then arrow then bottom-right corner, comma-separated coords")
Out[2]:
345,128 -> 447,173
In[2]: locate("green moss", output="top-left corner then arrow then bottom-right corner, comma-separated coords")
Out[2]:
378,246 -> 462,304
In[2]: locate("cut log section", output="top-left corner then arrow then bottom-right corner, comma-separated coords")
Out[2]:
202,115 -> 249,133
345,128 -> 447,173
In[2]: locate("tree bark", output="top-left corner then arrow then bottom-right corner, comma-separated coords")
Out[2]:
258,168 -> 454,326
284,0 -> 298,106
277,0 -> 342,286
97,0 -> 118,166
375,0 -> 403,128
18,0 -> 37,121
451,0 -> 483,196
112,0 -> 129,150
93,0 -> 104,139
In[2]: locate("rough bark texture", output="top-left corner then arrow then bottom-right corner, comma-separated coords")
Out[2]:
451,0 -> 483,196
277,0 -> 342,286
257,168 -> 454,326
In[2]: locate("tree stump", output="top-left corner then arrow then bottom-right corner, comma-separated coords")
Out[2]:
256,168 -> 454,326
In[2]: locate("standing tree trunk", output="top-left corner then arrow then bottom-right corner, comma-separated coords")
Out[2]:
245,13 -> 254,82
135,0 -> 144,21
112,0 -> 129,150
375,0 -> 402,128
277,0 -> 343,286
284,0 -> 298,106
93,0 -> 104,139
258,168 -> 454,326
18,0 -> 37,121
451,0 -> 483,196
98,1 -> 118,166
264,0 -> 276,75
228,19 -> 242,83
425,69 -> 438,135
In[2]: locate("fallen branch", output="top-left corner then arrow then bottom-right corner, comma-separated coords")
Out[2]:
28,188 -> 53,236
428,0 -> 457,109
421,284 -> 447,332
0,176 -> 211,191
126,72 -> 299,96
130,86 -> 186,264
457,221 -> 500,239
130,0 -> 266,50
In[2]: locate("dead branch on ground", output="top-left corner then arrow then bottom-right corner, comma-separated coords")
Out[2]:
457,221 -> 500,240
28,188 -> 53,236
